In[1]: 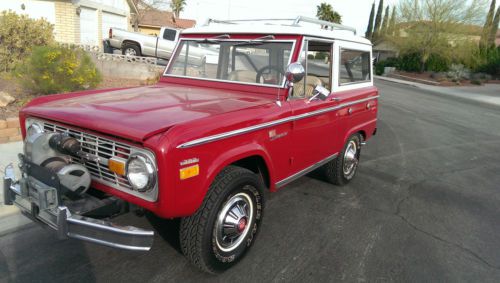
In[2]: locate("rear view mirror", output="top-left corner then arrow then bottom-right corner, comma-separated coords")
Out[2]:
285,62 -> 305,84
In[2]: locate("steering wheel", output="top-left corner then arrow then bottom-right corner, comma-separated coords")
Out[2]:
255,65 -> 285,84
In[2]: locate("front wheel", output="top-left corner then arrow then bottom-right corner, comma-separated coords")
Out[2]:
180,166 -> 264,273
320,133 -> 362,186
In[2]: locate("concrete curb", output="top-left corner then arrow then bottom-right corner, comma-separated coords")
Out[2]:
0,141 -> 26,235
375,76 -> 500,110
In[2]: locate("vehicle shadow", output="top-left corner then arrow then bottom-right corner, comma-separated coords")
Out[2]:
0,225 -> 97,282
145,212 -> 183,254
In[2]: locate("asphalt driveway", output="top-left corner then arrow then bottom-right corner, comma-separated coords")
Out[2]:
1,79 -> 500,282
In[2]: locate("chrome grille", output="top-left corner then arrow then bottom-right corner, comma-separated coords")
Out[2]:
42,122 -> 133,190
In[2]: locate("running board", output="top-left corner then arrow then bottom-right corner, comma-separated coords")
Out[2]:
275,153 -> 338,188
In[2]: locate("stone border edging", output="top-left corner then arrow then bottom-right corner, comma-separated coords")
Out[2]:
0,117 -> 21,144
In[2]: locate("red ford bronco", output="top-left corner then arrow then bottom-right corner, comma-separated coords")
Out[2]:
3,17 -> 378,273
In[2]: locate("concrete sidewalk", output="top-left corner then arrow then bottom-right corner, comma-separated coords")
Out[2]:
376,76 -> 500,108
0,142 -> 32,235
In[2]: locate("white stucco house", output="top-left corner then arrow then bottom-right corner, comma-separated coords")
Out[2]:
0,0 -> 138,46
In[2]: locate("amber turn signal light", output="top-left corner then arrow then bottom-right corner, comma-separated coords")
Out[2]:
180,164 -> 199,180
108,157 -> 126,176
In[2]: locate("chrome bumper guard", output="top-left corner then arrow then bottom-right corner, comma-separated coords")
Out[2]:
3,163 -> 154,251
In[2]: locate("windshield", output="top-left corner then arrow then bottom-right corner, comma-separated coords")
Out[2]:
165,40 -> 294,86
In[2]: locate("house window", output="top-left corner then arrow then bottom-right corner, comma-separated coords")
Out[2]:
339,49 -> 371,85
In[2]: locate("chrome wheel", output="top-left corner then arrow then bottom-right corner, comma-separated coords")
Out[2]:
343,140 -> 359,178
214,190 -> 254,252
124,48 -> 137,56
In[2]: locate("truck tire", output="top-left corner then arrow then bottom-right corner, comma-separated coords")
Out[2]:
122,44 -> 141,57
320,133 -> 362,186
180,165 -> 264,274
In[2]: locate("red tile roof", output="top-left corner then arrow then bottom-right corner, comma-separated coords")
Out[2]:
138,10 -> 196,29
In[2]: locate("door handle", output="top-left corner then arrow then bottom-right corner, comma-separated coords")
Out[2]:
330,97 -> 341,102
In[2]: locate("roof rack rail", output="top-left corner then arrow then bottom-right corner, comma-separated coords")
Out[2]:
204,16 -> 357,35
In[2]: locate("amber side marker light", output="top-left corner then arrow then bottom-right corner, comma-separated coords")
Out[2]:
109,157 -> 127,176
180,164 -> 199,180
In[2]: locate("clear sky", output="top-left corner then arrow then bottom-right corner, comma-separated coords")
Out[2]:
182,0 -> 400,35
180,0 -> 498,35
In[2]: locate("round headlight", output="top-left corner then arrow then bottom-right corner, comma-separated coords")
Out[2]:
126,154 -> 156,192
27,122 -> 44,138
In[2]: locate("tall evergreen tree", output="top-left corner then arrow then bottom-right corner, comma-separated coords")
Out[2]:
373,0 -> 384,40
488,7 -> 500,47
381,5 -> 390,36
365,2 -> 376,39
388,6 -> 397,36
481,0 -> 496,47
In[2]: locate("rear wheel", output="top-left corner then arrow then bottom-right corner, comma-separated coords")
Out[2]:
180,166 -> 264,273
320,133 -> 362,185
122,44 -> 141,57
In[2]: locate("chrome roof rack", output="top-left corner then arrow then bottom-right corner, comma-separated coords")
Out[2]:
204,16 -> 357,35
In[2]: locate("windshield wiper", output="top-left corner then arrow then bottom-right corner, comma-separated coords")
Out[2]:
195,34 -> 230,44
233,35 -> 275,46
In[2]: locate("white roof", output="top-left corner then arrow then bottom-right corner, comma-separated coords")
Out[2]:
181,18 -> 372,45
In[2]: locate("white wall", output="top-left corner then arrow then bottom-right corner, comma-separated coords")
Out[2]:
0,0 -> 55,24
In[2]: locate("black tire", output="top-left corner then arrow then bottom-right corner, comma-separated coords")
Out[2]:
122,43 -> 141,57
180,165 -> 265,274
320,133 -> 362,186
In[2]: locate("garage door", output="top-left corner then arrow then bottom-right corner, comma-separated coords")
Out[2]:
79,7 -> 98,45
102,12 -> 128,39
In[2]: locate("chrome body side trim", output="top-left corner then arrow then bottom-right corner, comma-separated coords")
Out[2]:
275,152 -> 339,188
177,95 -> 379,148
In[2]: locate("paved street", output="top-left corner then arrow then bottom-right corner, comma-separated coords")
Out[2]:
1,79 -> 500,282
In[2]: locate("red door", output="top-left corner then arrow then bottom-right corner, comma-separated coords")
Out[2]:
287,97 -> 342,174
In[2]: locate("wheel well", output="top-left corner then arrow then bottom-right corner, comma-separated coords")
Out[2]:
357,130 -> 366,141
122,40 -> 141,51
231,156 -> 270,189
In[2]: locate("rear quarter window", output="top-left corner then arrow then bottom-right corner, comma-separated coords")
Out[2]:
339,49 -> 371,85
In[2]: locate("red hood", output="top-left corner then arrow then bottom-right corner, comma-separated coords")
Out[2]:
21,83 -> 274,142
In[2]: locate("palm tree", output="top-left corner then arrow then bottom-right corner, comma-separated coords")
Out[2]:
170,0 -> 186,18
316,2 -> 342,25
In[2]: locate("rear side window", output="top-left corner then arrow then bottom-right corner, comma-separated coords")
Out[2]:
339,49 -> 371,85
163,29 -> 177,41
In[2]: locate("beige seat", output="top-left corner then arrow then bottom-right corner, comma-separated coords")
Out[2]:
293,76 -> 323,98
227,70 -> 257,83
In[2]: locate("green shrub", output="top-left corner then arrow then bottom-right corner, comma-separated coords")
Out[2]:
426,54 -> 450,72
375,61 -> 385,76
0,11 -> 54,72
398,53 -> 422,72
17,46 -> 102,95
315,52 -> 328,60
476,48 -> 500,78
374,57 -> 399,75
307,54 -> 315,59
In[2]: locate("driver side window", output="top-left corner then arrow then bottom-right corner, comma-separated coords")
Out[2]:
292,40 -> 333,99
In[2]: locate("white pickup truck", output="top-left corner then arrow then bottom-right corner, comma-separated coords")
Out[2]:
107,26 -> 180,60
107,26 -> 216,66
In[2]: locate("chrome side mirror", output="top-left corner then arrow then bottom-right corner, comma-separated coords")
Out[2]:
285,62 -> 305,84
308,85 -> 330,102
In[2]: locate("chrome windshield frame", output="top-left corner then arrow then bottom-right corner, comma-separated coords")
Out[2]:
163,38 -> 297,89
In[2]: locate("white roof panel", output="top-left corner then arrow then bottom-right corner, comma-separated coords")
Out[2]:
181,19 -> 372,45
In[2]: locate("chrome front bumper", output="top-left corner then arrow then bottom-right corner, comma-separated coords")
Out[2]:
3,161 -> 154,251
